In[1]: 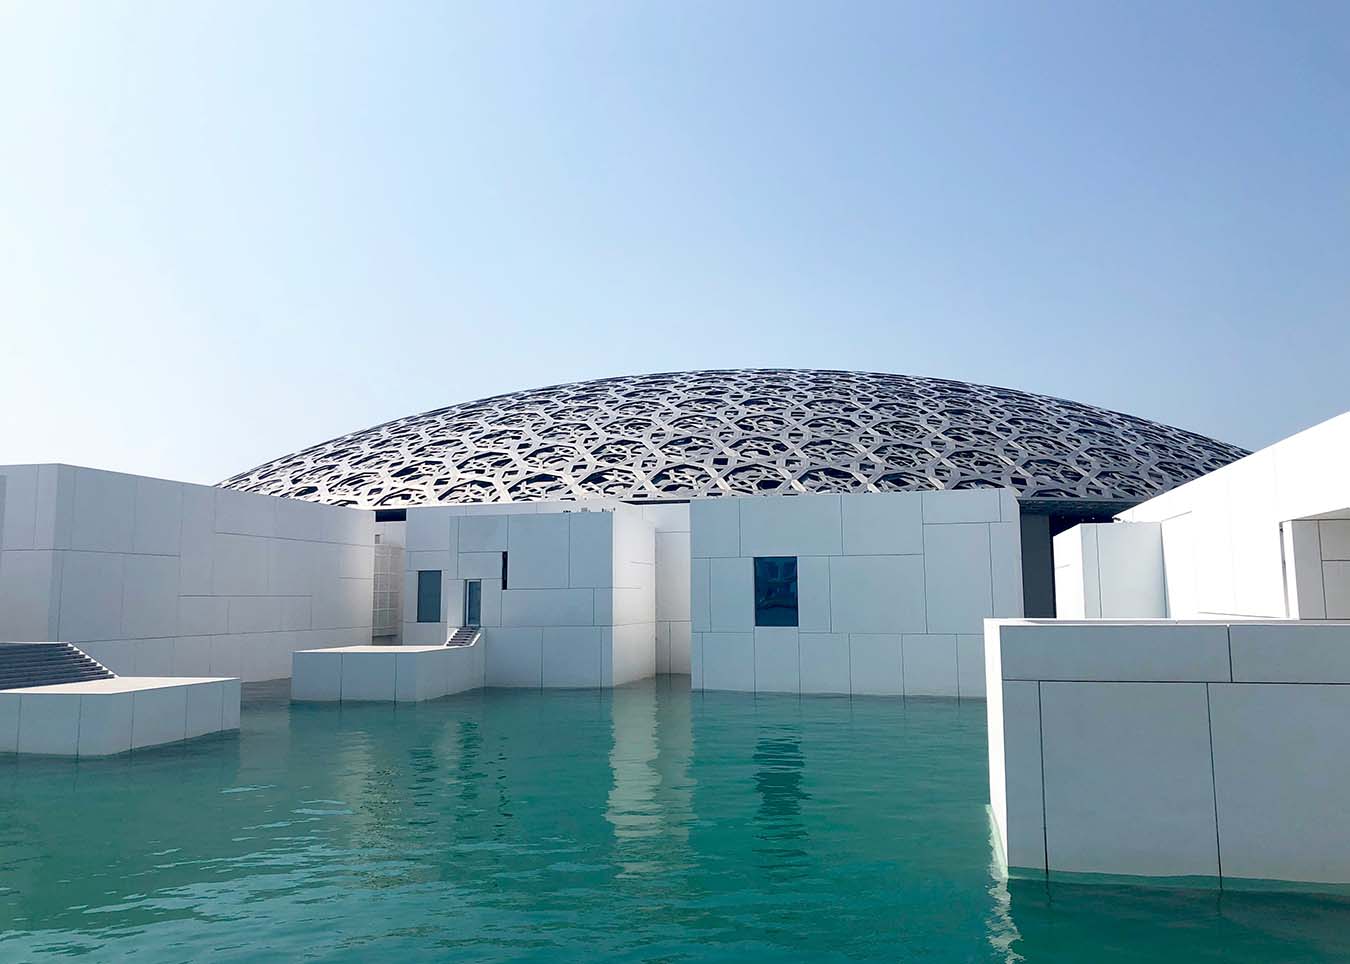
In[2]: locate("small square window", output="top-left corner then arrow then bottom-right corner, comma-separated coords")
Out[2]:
754,556 -> 798,627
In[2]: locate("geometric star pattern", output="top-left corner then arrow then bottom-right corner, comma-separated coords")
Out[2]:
218,369 -> 1248,509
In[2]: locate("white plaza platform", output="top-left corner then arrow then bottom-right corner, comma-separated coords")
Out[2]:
292,640 -> 486,702
0,676 -> 241,757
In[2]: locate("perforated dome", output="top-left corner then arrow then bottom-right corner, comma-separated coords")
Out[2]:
219,369 -> 1247,509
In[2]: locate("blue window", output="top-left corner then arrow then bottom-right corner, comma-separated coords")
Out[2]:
416,570 -> 442,623
754,557 -> 798,627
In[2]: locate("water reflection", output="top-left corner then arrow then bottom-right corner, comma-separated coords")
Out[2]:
605,677 -> 693,877
751,728 -> 810,876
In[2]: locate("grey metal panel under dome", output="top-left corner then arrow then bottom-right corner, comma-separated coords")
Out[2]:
218,369 -> 1248,508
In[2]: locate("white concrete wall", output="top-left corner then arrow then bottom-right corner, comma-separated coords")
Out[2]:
638,502 -> 691,675
987,618 -> 1350,887
1052,522 -> 1167,618
1118,410 -> 1350,619
402,503 -> 656,687
1284,515 -> 1350,619
0,465 -> 374,681
690,489 -> 1023,697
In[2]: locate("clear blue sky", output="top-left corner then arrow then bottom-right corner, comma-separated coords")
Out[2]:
2,1 -> 1346,484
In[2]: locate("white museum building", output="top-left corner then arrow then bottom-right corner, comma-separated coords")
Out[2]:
1,369 -> 1348,891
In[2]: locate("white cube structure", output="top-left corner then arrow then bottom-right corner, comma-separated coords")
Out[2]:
0,465 -> 375,681
987,618 -> 1350,886
691,490 -> 1023,697
399,504 -> 658,688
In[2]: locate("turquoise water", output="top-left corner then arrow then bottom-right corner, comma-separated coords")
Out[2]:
2,681 -> 1350,962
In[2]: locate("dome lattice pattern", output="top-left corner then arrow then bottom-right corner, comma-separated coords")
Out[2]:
219,370 -> 1247,508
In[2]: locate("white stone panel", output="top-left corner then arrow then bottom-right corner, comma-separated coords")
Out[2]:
956,634 -> 985,698
841,493 -> 923,556
753,627 -> 800,693
700,632 -> 754,691
1228,622 -> 1350,682
276,497 -> 327,543
1285,521 -> 1326,619
922,523 -> 993,634
131,685 -> 190,749
70,469 -> 136,552
988,521 -> 1024,619
655,531 -> 691,621
797,556 -> 831,632
690,557 -> 711,632
172,636 -> 213,676
997,621 -> 1231,682
458,514 -> 509,552
847,634 -> 901,695
689,499 -> 740,558
57,551 -> 124,641
507,514 -> 570,589
669,620 -> 692,674
1326,563 -> 1350,619
1159,513 -> 1196,618
208,636 -> 243,678
1210,682 -> 1350,883
1321,520 -> 1350,560
799,632 -> 850,694
611,622 -> 656,685
405,508 -> 454,551
215,488 -> 277,538
18,693 -> 80,755
266,538 -> 317,596
739,494 -> 842,557
133,476 -> 183,555
0,549 -> 56,639
568,512 -> 613,588
1053,528 -> 1089,619
922,489 -> 1002,525
542,626 -> 604,687
121,555 -> 179,638
185,683 -> 226,738
0,466 -> 39,548
279,596 -> 311,631
292,650 -> 342,700
485,628 -> 543,686
708,556 -> 754,632
827,555 -> 925,634
340,652 -> 397,701
177,486 -> 214,598
654,621 -> 671,675
133,637 -> 176,676
458,551 -> 503,580
211,533 -> 269,596
500,588 -> 595,627
989,679 -> 1046,872
77,691 -> 134,756
222,680 -> 241,729
902,634 -> 958,696
1040,681 -> 1219,878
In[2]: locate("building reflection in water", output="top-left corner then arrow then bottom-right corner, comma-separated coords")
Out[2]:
605,679 -> 694,878
752,727 -> 809,878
